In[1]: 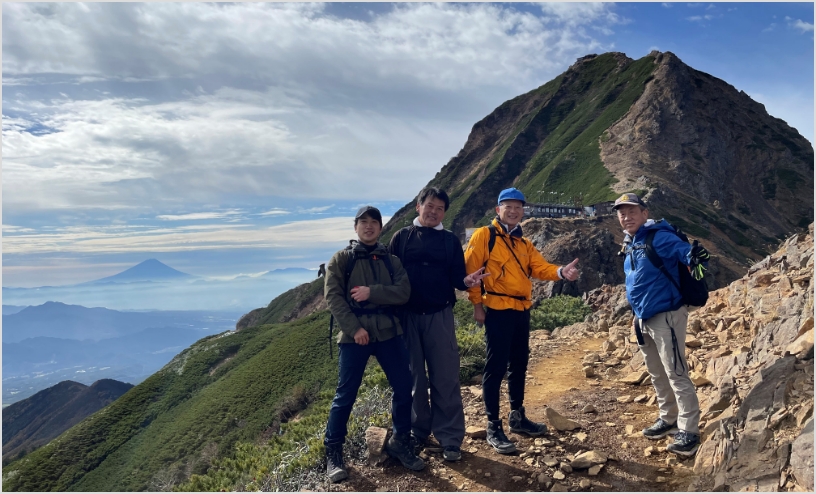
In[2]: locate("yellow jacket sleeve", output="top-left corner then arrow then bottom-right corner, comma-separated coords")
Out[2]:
464,226 -> 489,305
527,240 -> 561,281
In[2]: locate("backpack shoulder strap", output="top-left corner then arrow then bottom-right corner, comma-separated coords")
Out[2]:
398,225 -> 415,262
644,229 -> 681,292
381,252 -> 396,283
486,224 -> 497,255
444,229 -> 455,268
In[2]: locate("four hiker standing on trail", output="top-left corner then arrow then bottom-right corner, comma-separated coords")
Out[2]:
322,188 -> 709,483
615,192 -> 710,457
464,188 -> 580,454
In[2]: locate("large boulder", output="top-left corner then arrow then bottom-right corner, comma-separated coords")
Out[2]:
791,418 -> 814,491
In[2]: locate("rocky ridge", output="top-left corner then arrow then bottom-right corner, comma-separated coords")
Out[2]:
569,223 -> 814,491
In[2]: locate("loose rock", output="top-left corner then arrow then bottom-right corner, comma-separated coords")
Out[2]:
544,407 -> 582,431
466,426 -> 487,439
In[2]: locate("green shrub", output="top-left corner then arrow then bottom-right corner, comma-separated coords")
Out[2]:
530,295 -> 592,331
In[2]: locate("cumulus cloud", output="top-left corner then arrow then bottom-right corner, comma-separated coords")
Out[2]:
786,16 -> 814,33
3,3 -> 625,214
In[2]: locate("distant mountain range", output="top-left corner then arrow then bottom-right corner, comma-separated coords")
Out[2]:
2,302 -> 243,405
3,379 -> 133,465
2,260 -> 316,312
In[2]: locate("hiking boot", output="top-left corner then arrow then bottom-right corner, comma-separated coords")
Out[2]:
325,444 -> 348,483
508,406 -> 548,437
386,432 -> 425,471
667,431 -> 700,457
486,420 -> 517,454
410,432 -> 428,454
642,418 -> 679,440
443,446 -> 462,462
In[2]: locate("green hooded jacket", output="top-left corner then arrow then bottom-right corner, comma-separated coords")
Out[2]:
324,240 -> 411,344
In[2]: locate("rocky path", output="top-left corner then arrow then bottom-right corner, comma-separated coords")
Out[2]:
331,331 -> 696,492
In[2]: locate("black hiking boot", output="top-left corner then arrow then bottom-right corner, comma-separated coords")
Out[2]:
508,406 -> 548,437
666,431 -> 700,457
325,443 -> 348,483
443,445 -> 462,462
642,418 -> 679,440
386,432 -> 425,471
410,432 -> 428,454
486,420 -> 517,454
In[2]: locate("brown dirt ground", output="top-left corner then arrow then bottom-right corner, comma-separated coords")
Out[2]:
331,333 -> 698,492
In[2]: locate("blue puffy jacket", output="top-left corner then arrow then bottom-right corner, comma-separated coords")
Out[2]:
623,220 -> 694,320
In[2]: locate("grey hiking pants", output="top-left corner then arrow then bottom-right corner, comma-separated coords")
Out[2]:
638,306 -> 700,434
403,305 -> 465,448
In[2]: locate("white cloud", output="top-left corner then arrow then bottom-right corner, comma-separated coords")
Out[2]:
661,3 -> 672,8
2,224 -> 36,233
3,3 -> 624,215
786,17 -> 814,33
686,15 -> 714,22
300,205 -> 335,213
157,210 -> 243,221
763,23 -> 777,33
259,208 -> 291,216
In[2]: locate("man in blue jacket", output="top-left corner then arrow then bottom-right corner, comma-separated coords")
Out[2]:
615,193 -> 708,457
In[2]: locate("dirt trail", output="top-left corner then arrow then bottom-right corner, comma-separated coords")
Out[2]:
335,332 -> 696,492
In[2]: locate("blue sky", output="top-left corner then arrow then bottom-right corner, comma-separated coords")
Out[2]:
3,2 -> 813,288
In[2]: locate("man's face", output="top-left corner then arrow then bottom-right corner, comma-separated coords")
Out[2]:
355,215 -> 382,245
416,196 -> 446,228
495,199 -> 525,228
616,204 -> 649,235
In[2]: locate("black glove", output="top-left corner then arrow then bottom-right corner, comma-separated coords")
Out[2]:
690,242 -> 710,263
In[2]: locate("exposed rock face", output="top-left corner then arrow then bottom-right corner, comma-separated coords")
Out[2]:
600,51 -> 813,264
382,50 -> 812,288
573,224 -> 814,492
790,419 -> 814,491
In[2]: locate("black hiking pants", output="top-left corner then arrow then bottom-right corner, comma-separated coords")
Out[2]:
482,307 -> 530,422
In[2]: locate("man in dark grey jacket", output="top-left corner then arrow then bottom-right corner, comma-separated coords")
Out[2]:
323,206 -> 425,483
389,187 -> 487,462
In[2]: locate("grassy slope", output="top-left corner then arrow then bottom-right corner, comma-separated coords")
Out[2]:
517,54 -> 656,207
256,278 -> 324,325
2,311 -> 338,492
382,53 -> 657,240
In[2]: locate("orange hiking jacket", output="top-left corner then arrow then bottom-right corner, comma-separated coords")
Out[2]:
464,218 -> 561,311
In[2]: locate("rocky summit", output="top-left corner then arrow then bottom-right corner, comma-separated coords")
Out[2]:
383,50 -> 813,288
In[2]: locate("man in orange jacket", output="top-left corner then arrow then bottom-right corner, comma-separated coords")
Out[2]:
464,188 -> 580,454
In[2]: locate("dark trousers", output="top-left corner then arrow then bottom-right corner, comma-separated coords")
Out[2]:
324,336 -> 413,446
482,308 -> 531,422
403,306 -> 465,448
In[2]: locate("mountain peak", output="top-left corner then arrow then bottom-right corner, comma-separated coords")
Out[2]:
89,259 -> 194,285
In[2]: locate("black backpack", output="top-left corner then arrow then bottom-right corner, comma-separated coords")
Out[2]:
327,242 -> 396,358
638,222 -> 709,309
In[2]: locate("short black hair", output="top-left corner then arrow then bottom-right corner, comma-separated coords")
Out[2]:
416,186 -> 450,211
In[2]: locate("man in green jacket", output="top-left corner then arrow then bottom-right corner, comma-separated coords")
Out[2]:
323,206 -> 425,483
